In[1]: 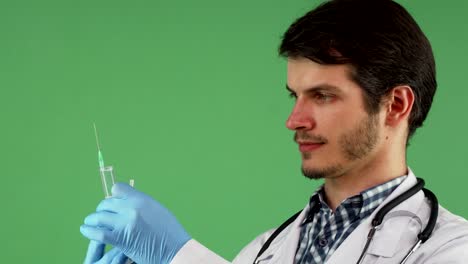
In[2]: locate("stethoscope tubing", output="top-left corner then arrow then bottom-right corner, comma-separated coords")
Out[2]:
356,178 -> 438,264
253,178 -> 438,264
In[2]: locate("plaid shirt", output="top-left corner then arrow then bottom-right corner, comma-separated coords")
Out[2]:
294,175 -> 407,264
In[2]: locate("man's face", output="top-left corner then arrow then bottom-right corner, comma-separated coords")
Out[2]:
286,57 -> 383,180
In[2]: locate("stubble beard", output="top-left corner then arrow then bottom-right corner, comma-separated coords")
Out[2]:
301,113 -> 380,180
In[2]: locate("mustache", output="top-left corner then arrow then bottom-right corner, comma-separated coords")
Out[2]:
294,132 -> 328,143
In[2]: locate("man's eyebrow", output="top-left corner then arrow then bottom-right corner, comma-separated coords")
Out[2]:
285,84 -> 342,94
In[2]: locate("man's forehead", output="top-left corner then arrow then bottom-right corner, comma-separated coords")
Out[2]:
286,59 -> 356,93
287,57 -> 352,77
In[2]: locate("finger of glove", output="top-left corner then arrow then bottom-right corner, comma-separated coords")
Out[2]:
84,211 -> 119,230
80,225 -> 115,245
93,247 -> 121,264
83,241 -> 105,264
111,182 -> 137,198
110,251 -> 130,264
96,197 -> 126,213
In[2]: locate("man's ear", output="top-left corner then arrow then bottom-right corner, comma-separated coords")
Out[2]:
384,86 -> 414,127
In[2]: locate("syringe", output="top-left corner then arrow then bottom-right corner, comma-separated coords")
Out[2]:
93,123 -> 115,198
93,123 -> 135,264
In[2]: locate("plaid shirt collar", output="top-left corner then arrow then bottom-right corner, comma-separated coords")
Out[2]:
301,175 -> 407,226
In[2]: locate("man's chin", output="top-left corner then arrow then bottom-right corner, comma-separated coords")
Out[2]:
301,167 -> 327,180
301,165 -> 343,180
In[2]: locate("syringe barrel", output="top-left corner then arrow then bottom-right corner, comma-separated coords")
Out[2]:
99,165 -> 115,198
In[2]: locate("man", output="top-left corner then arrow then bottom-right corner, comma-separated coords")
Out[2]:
80,0 -> 468,263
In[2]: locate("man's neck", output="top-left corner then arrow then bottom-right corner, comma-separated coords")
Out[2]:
322,157 -> 407,211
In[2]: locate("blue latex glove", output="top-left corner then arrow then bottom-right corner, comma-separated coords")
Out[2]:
83,240 -> 129,264
80,183 -> 191,264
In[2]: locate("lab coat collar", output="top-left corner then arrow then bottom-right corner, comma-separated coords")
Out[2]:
263,168 -> 426,264
326,168 -> 425,262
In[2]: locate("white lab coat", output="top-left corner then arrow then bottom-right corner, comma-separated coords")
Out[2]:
171,169 -> 468,264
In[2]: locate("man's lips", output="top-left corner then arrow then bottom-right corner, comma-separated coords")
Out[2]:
298,142 -> 324,152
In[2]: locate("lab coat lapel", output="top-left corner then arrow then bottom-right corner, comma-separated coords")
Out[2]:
265,206 -> 309,264
326,171 -> 426,264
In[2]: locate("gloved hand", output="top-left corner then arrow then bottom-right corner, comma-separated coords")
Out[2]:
80,183 -> 191,264
83,240 -> 129,264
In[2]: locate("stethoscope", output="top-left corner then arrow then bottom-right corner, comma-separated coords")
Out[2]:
253,178 -> 438,264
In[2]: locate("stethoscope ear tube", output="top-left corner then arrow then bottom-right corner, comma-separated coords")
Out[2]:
399,187 -> 438,264
419,188 -> 438,242
358,178 -> 432,264
372,178 -> 425,227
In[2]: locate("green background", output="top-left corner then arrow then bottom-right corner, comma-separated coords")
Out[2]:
1,0 -> 467,262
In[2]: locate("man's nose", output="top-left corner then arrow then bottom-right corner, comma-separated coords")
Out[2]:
285,100 -> 315,131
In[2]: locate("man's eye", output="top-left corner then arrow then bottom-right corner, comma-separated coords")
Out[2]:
314,93 -> 335,103
315,93 -> 333,102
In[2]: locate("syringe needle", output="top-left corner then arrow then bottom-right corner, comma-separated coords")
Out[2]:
93,122 -> 101,152
93,123 -> 105,168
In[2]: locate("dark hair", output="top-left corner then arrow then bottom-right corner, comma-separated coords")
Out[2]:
279,0 -> 437,143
